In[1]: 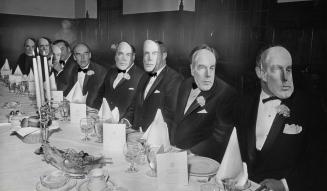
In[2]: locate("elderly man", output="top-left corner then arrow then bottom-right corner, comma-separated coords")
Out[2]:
99,41 -> 144,117
37,37 -> 52,81
121,40 -> 183,131
234,46 -> 325,191
170,44 -> 236,162
14,38 -> 36,75
61,43 -> 107,109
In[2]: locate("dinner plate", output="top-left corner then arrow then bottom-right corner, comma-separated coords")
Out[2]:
214,178 -> 251,191
77,180 -> 113,191
188,156 -> 220,177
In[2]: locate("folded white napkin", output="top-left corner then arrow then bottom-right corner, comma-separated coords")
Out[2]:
98,98 -> 119,123
65,82 -> 87,104
14,66 -> 22,76
22,75 -> 28,81
142,109 -> 170,151
8,75 -> 16,83
28,71 -> 34,82
216,127 -> 248,187
1,58 -> 11,76
49,73 -> 57,90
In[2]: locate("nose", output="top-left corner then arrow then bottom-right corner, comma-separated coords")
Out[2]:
205,68 -> 213,78
281,69 -> 291,82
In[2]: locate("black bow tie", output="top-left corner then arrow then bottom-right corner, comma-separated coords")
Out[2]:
117,69 -> 126,73
148,72 -> 157,77
192,82 -> 198,89
262,96 -> 280,103
78,68 -> 88,73
59,60 -> 65,65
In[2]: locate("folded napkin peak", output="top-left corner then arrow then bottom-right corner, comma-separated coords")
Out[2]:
28,71 -> 34,81
1,58 -> 10,71
98,99 -> 120,123
216,127 -> 247,187
49,73 -> 57,90
66,82 -> 87,104
142,109 -> 170,151
14,66 -> 23,76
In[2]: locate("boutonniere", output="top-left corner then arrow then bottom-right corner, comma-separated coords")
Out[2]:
86,70 -> 95,76
196,96 -> 205,107
123,73 -> 130,80
275,104 -> 290,118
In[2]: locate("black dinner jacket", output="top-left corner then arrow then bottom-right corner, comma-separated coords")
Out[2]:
171,77 -> 237,162
123,65 -> 183,132
101,64 -> 145,117
60,61 -> 107,109
234,89 -> 325,191
13,53 -> 33,75
55,55 -> 76,91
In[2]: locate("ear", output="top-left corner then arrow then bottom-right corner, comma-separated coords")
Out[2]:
132,53 -> 135,61
73,54 -> 77,61
162,52 -> 167,60
89,52 -> 92,59
255,66 -> 267,82
190,64 -> 194,77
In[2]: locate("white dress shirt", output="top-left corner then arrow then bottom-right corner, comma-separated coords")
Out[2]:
184,88 -> 201,114
255,91 -> 289,191
77,65 -> 89,89
143,66 -> 165,99
113,64 -> 134,89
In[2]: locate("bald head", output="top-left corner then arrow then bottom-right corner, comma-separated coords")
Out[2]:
255,46 -> 294,99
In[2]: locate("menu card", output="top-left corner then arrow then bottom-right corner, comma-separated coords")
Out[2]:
102,123 -> 126,158
70,103 -> 86,124
156,151 -> 188,188
51,91 -> 63,102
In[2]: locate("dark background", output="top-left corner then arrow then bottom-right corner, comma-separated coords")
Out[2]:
0,0 -> 326,109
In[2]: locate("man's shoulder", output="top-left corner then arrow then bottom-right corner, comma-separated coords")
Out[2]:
164,66 -> 183,81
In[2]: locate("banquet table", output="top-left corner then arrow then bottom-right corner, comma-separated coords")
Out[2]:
0,82 -> 260,191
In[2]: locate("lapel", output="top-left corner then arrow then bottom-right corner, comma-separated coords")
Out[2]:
178,82 -> 192,118
246,92 -> 261,164
82,63 -> 93,95
144,66 -> 167,100
260,98 -> 291,155
184,79 -> 217,117
110,69 -> 118,90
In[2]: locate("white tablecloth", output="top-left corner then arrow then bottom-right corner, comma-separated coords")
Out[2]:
0,82 -> 260,191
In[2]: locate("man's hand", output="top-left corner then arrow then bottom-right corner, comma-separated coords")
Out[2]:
260,179 -> 285,191
52,62 -> 63,73
119,118 -> 131,128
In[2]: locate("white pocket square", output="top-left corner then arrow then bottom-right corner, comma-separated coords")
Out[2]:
283,124 -> 302,134
197,109 -> 207,114
128,87 -> 134,90
154,90 -> 160,93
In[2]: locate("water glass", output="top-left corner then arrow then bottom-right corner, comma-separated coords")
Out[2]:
94,118 -> 104,143
146,147 -> 160,177
80,117 -> 95,141
123,142 -> 142,173
222,178 -> 236,191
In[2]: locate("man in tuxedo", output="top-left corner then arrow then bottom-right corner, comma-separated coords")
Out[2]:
121,40 -> 183,131
234,46 -> 325,191
37,37 -> 52,81
99,41 -> 144,117
52,39 -> 76,91
14,38 -> 36,75
62,43 -> 107,109
170,44 -> 236,162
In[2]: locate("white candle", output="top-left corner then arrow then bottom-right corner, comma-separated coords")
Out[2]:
36,48 -> 45,104
32,52 -> 41,108
43,51 -> 51,102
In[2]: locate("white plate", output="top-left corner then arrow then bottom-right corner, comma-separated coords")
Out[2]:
36,179 -> 76,191
188,156 -> 220,177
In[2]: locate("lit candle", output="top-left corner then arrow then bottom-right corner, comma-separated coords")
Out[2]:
36,48 -> 45,104
43,51 -> 51,102
32,51 -> 41,108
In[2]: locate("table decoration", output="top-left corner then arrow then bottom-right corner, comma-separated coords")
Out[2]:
42,143 -> 110,176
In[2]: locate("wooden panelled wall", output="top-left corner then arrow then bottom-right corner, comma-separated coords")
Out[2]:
64,0 -> 327,103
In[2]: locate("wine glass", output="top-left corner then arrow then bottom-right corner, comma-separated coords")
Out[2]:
123,142 -> 142,173
146,147 -> 160,177
80,117 -> 95,141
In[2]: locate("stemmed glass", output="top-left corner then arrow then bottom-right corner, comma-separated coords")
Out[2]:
145,147 -> 160,177
123,142 -> 142,173
80,117 -> 95,141
59,101 -> 69,121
